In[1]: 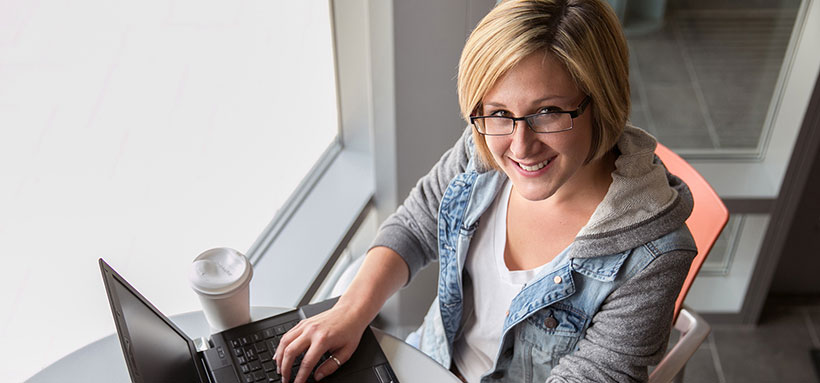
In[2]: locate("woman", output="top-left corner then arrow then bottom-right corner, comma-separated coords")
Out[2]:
275,0 -> 697,382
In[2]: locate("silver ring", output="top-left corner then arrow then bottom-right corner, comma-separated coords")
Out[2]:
329,354 -> 341,367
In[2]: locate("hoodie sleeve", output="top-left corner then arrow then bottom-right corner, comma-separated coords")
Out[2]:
546,248 -> 696,383
369,127 -> 474,283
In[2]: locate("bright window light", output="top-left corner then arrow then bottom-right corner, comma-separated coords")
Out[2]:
0,0 -> 338,381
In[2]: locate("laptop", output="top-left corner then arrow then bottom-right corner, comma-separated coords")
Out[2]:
99,258 -> 399,383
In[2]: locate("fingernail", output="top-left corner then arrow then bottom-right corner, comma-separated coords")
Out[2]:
315,373 -> 324,381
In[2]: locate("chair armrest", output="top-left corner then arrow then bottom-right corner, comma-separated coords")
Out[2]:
648,306 -> 711,383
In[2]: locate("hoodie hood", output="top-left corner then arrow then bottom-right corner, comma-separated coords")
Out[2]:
569,125 -> 693,259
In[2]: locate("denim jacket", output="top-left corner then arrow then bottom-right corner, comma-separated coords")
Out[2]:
374,126 -> 697,382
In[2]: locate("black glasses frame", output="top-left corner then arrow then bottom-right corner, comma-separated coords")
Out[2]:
470,95 -> 592,136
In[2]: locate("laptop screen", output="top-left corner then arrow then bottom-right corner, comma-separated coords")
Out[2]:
112,276 -> 200,382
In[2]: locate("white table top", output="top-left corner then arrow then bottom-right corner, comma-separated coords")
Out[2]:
28,307 -> 459,382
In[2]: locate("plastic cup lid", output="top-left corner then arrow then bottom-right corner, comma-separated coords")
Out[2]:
188,248 -> 252,296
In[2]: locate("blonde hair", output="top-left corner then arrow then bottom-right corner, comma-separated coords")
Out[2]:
458,0 -> 630,168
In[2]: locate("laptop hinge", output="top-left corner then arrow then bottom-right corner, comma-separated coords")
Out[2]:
194,337 -> 211,352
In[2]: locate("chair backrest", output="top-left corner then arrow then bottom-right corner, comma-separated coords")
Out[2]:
654,143 -> 729,321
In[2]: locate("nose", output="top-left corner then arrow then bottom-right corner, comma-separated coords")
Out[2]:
509,119 -> 539,157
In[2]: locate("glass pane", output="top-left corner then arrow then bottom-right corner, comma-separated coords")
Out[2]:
625,0 -> 802,155
0,0 -> 337,381
701,215 -> 743,276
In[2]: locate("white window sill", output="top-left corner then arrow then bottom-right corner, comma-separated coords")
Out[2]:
248,147 -> 374,308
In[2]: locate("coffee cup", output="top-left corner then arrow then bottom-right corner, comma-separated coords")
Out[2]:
189,247 -> 253,332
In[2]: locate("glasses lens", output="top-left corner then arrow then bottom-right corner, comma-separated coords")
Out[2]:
529,112 -> 571,132
478,117 -> 513,135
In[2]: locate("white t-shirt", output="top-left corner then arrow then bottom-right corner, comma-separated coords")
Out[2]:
452,180 -> 567,383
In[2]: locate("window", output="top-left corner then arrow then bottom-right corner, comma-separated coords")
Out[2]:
620,0 -> 820,315
0,0 -> 341,380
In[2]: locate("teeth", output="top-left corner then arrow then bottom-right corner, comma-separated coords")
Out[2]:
518,158 -> 550,172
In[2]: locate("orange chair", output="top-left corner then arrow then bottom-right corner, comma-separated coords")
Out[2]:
648,143 -> 730,383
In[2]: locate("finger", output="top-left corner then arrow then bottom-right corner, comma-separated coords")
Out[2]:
274,325 -> 304,373
312,356 -> 340,382
294,339 -> 330,383
279,335 -> 310,383
313,344 -> 355,381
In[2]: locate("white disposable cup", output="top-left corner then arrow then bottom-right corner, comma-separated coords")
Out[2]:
189,248 -> 253,332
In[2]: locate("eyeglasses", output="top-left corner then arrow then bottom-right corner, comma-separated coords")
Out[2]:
470,95 -> 592,136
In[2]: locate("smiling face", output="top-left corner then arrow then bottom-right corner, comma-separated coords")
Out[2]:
481,52 -> 602,202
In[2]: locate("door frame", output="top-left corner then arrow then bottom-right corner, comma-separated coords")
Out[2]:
737,72 -> 820,325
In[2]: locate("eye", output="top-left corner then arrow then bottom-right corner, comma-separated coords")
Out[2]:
487,109 -> 508,117
538,106 -> 563,114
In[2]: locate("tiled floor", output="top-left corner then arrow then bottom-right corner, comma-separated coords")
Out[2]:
678,295 -> 820,383
628,9 -> 798,152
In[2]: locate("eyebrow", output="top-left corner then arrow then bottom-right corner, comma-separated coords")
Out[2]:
483,95 -> 571,109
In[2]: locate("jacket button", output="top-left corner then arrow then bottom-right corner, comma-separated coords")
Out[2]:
490,370 -> 505,379
553,275 -> 562,284
544,317 -> 559,329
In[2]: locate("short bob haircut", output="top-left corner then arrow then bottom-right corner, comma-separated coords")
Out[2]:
458,0 -> 630,168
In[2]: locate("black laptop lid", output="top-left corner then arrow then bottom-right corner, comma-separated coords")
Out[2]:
100,259 -> 204,383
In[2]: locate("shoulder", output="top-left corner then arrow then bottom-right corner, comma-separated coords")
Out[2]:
571,225 -> 696,286
628,224 -> 697,278
642,225 -> 697,260
626,225 -> 698,276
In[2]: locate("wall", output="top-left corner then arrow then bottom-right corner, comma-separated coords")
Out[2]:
374,0 -> 496,336
392,0 -> 496,201
770,81 -> 820,295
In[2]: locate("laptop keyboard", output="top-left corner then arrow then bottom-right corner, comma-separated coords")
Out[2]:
228,319 -> 329,383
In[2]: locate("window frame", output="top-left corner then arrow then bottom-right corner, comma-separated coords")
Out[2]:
679,0 -> 818,200
247,0 -> 394,308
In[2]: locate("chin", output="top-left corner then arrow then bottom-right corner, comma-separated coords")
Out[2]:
513,184 -> 558,202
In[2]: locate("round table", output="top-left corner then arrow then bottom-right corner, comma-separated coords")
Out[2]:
28,307 -> 460,382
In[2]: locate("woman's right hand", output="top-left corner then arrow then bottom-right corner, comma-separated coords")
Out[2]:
274,247 -> 409,383
274,300 -> 370,383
